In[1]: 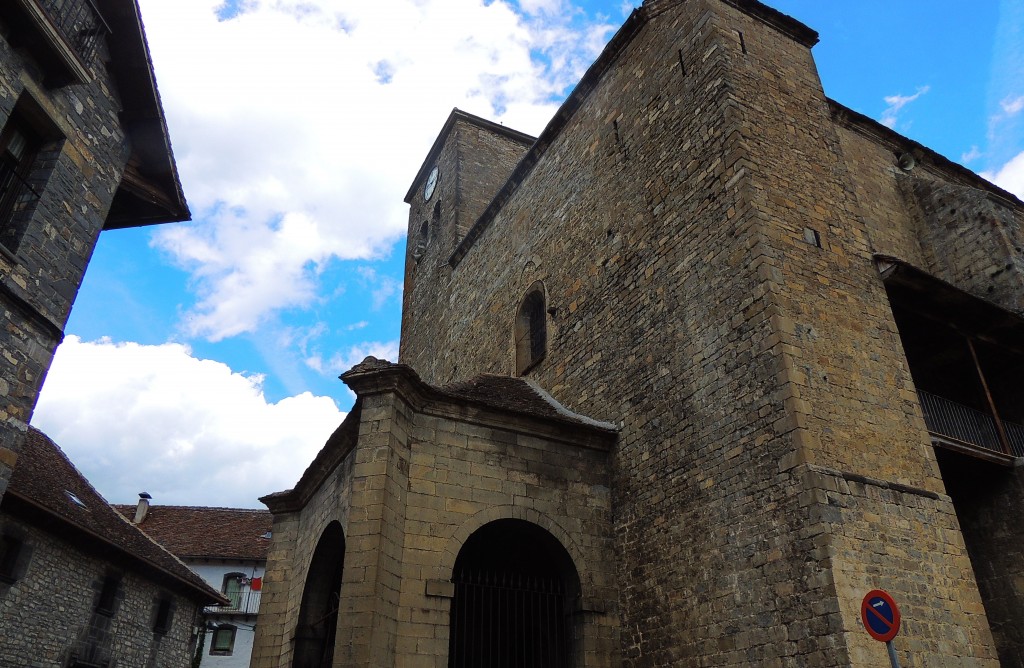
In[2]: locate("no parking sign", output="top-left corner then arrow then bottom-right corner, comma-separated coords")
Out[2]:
861,589 -> 902,667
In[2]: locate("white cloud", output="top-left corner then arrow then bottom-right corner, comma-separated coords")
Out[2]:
981,151 -> 1024,199
139,0 -> 615,341
961,145 -> 982,163
30,337 -> 345,508
1001,95 -> 1024,116
306,339 -> 401,376
880,86 -> 930,129
356,267 -> 404,310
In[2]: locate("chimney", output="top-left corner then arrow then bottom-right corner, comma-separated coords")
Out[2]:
134,492 -> 152,524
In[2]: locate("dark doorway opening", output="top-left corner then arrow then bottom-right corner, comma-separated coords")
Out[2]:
448,519 -> 580,668
292,521 -> 345,668
935,448 -> 1024,665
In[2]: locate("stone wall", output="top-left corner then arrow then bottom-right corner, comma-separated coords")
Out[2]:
0,14 -> 131,500
834,120 -> 1024,318
252,366 -> 618,668
0,513 -> 202,667
401,115 -> 532,367
396,0 -> 1014,665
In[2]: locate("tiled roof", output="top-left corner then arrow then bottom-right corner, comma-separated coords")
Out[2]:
341,358 -> 617,432
439,374 -> 617,431
6,428 -> 223,603
113,505 -> 272,561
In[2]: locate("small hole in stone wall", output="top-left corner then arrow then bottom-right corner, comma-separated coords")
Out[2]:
607,229 -> 616,237
677,49 -> 686,75
803,227 -> 822,248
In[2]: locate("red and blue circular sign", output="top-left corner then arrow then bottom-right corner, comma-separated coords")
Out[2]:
861,589 -> 901,642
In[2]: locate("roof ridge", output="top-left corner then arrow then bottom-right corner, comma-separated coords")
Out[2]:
521,380 -> 619,431
114,504 -> 270,513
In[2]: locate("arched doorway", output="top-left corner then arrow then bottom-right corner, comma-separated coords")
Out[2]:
293,521 -> 345,668
448,519 -> 581,668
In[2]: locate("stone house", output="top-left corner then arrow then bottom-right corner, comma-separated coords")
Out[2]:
0,428 -> 225,667
0,0 -> 189,504
251,0 -> 1024,666
115,501 -> 273,667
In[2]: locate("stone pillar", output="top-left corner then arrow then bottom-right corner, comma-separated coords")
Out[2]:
250,511 -> 300,668
332,367 -> 414,667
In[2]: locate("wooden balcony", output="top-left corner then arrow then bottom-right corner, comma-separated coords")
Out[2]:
3,0 -> 110,85
918,390 -> 1024,465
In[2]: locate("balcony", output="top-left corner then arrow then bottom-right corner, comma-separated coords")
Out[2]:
919,390 -> 1024,462
35,0 -> 108,63
206,589 -> 261,616
2,0 -> 111,85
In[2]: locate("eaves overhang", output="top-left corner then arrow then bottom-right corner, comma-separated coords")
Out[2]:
876,255 -> 1024,356
95,0 -> 190,229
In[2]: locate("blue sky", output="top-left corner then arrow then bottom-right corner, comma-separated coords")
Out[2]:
31,0 -> 1024,507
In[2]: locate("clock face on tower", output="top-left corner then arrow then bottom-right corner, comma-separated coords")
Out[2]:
424,166 -> 439,201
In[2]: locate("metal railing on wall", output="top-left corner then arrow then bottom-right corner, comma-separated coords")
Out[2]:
449,569 -> 572,668
34,0 -> 110,65
206,589 -> 261,615
918,390 -> 1024,458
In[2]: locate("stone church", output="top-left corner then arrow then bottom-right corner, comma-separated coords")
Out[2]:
251,0 -> 1024,666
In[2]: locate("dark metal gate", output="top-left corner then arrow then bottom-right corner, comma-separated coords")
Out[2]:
449,569 -> 571,668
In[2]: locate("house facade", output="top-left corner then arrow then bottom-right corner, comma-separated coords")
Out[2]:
0,0 -> 189,504
0,428 -> 224,667
116,501 -> 273,667
252,0 -> 1024,666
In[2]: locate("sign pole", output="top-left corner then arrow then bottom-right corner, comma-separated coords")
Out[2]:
885,640 -> 901,668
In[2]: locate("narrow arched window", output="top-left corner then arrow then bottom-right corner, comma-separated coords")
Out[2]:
515,284 -> 546,375
412,221 -> 429,263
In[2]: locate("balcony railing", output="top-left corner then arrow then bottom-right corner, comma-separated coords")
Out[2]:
34,0 -> 110,66
206,589 -> 261,615
918,390 -> 1024,458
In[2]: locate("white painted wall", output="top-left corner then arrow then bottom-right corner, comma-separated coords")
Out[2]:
189,561 -> 266,668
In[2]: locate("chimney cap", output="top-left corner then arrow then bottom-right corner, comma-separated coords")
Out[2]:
139,492 -> 152,500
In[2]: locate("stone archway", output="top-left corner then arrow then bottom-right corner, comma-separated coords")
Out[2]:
447,518 -> 581,668
292,521 -> 345,668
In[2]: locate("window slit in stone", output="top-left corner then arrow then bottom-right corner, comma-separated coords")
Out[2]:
515,284 -> 547,375
735,30 -> 747,54
677,49 -> 686,75
612,120 -> 628,160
